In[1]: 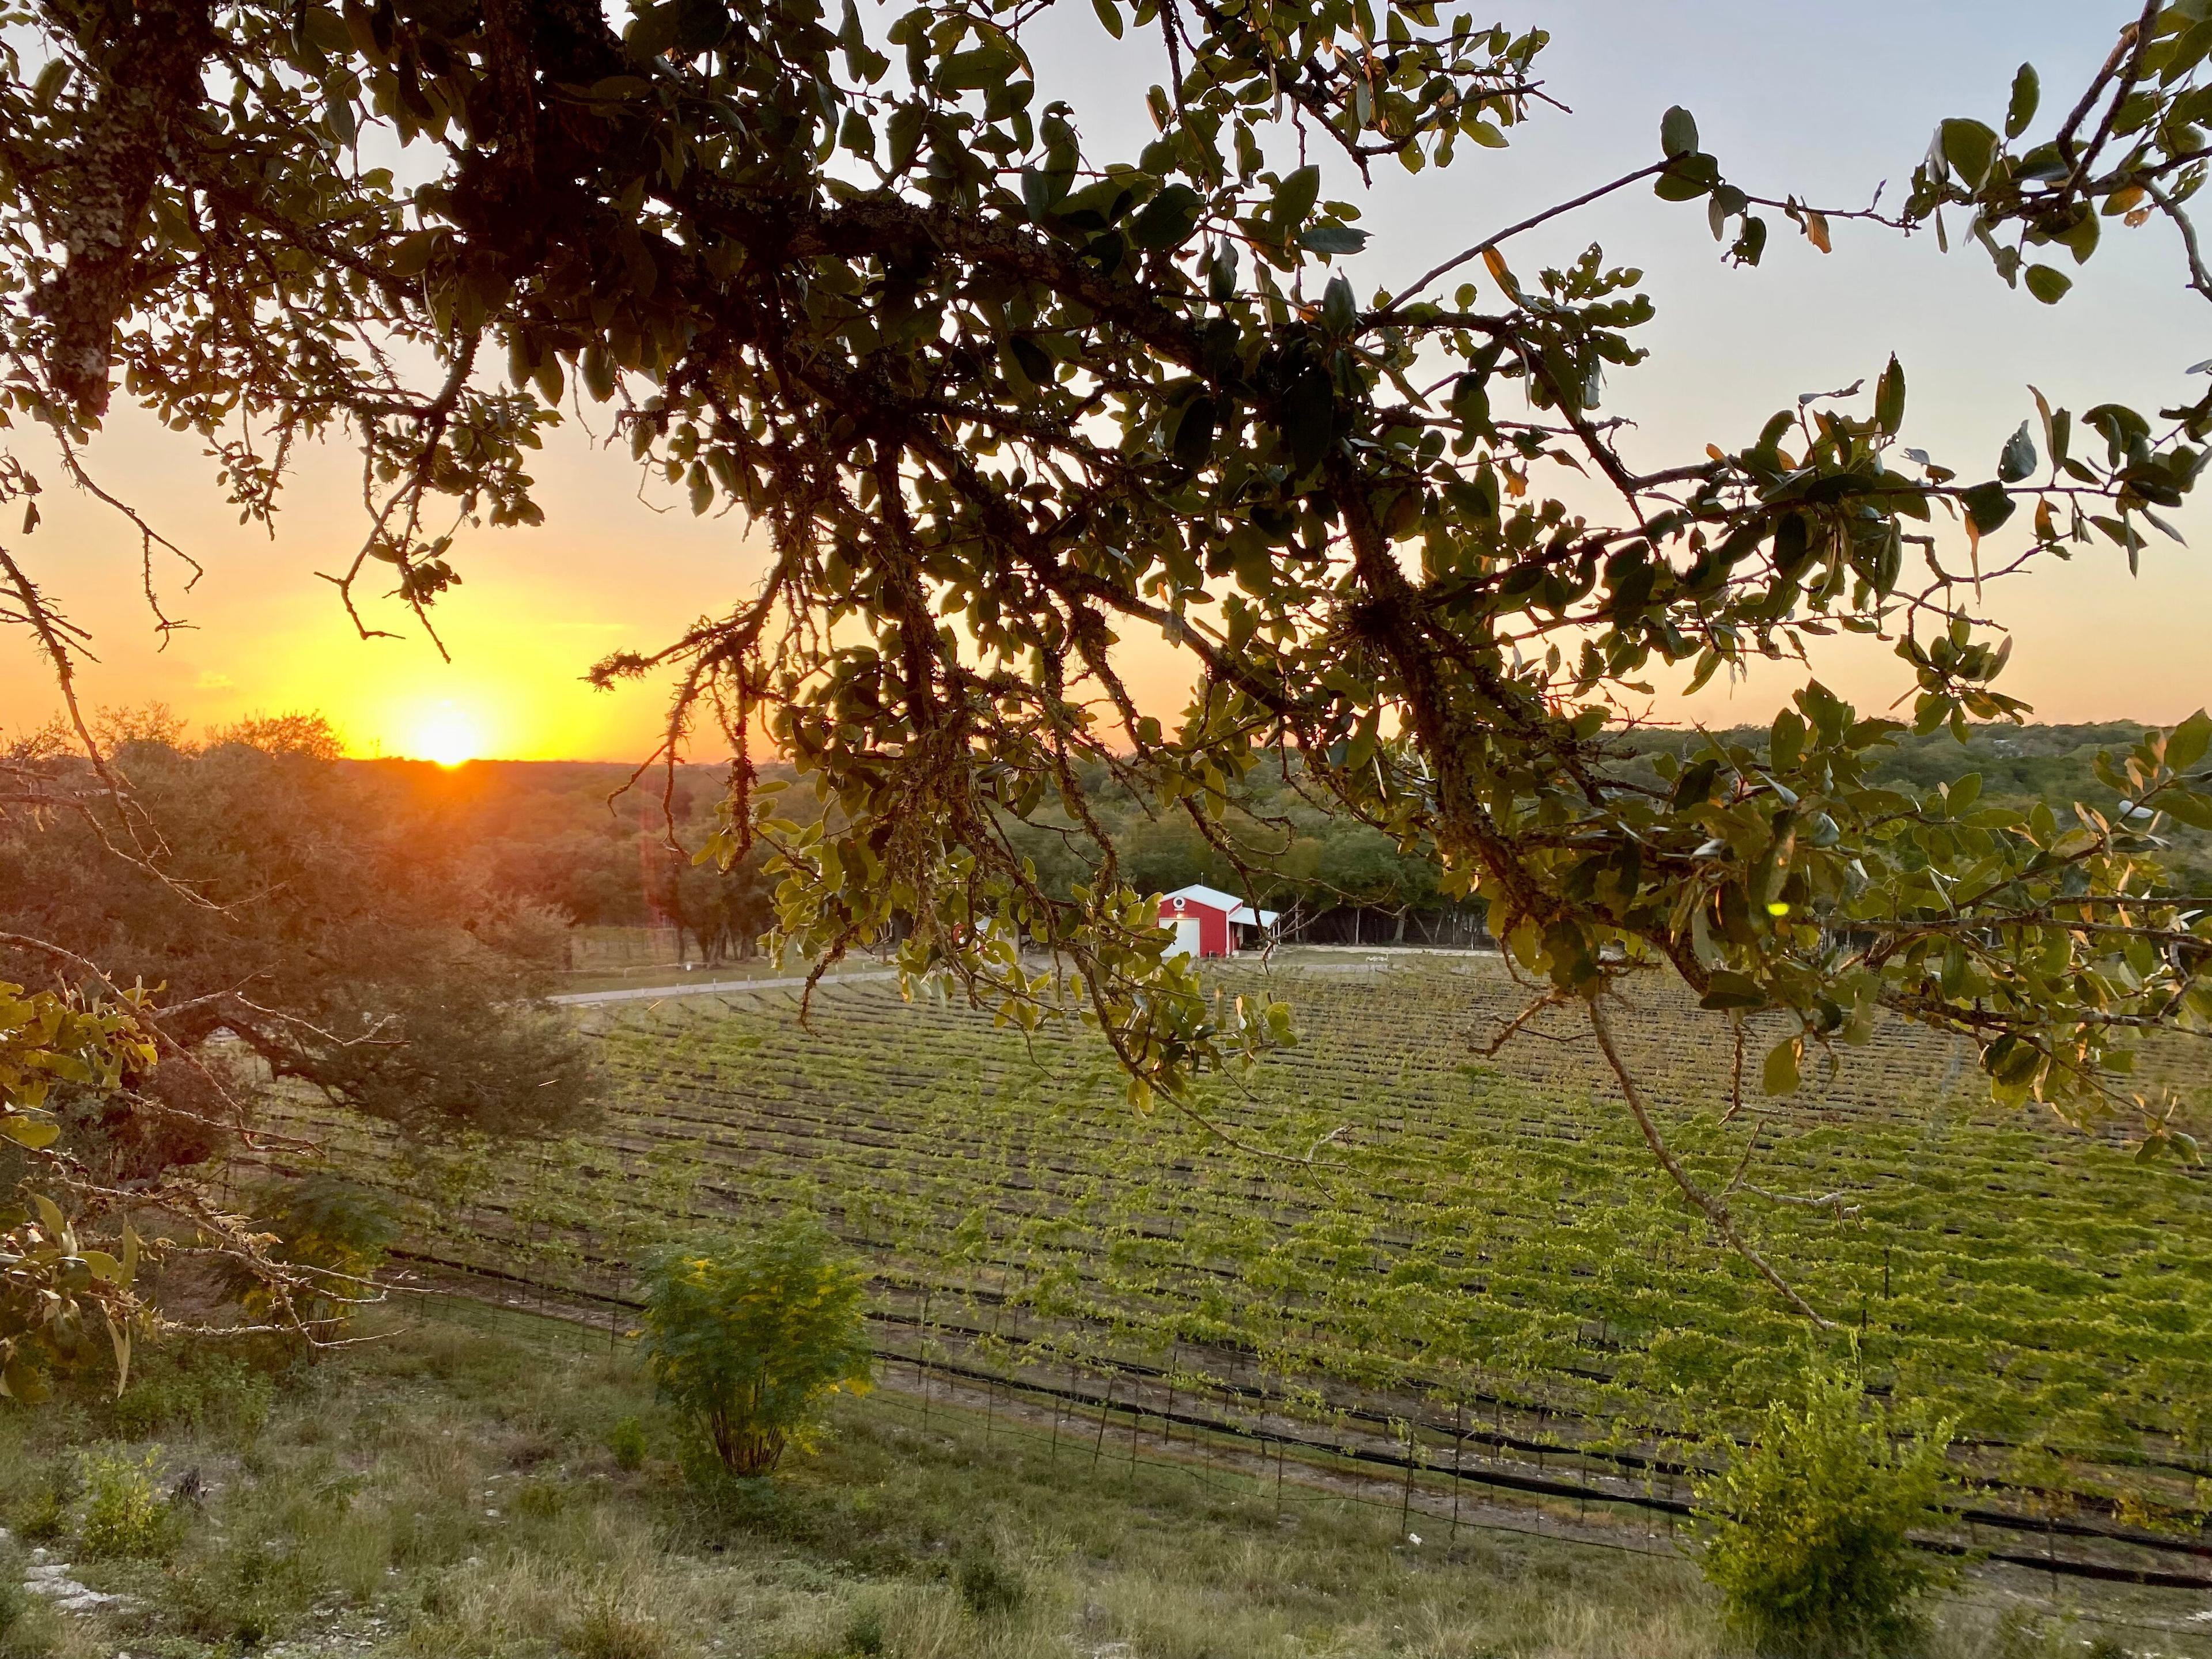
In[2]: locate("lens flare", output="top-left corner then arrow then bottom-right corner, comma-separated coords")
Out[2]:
411,707 -> 484,767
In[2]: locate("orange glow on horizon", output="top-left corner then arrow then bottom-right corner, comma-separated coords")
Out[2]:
407,704 -> 488,767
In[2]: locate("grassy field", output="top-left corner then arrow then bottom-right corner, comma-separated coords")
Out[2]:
258,952 -> 2212,1584
0,1310 -> 2202,1659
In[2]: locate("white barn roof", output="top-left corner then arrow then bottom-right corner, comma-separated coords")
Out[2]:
1161,883 -> 1279,927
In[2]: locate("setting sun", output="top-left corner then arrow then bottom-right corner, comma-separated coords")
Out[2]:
409,706 -> 486,767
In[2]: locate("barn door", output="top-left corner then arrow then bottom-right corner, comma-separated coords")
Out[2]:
1170,916 -> 1202,960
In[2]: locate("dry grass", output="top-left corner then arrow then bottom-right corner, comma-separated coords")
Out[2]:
0,1315 -> 2191,1659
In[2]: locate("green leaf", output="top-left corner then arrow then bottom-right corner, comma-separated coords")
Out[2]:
2158,789 -> 2212,831
1321,272 -> 1359,335
2168,708 -> 2212,773
0,1358 -> 48,1404
1021,166 -> 1062,224
1727,215 -> 1767,267
388,232 -> 439,278
0,1115 -> 56,1150
1653,152 -> 1719,202
581,344 -> 616,403
1938,118 -> 1999,188
1672,756 -> 1720,808
1280,367 -> 1334,476
1007,335 -> 1052,387
1762,1037 -> 1801,1096
1998,421 -> 2037,483
1090,0 -> 1122,37
1983,1033 -> 2043,1088
2023,263 -> 2072,305
1449,372 -> 1491,435
938,47 -> 1008,91
2056,210 -> 2099,264
1168,396 -> 1217,469
1698,971 -> 1767,1012
1660,105 -> 1699,158
1875,355 -> 1906,434
1960,481 -> 2016,535
2005,63 -> 2039,139
1296,225 -> 1369,255
1271,165 -> 1321,228
1769,707 -> 1806,772
1128,185 -> 1203,251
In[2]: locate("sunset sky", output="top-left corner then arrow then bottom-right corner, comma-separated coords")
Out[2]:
4,0 -> 2205,763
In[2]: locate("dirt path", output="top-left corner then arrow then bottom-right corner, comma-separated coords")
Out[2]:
551,970 -> 899,1006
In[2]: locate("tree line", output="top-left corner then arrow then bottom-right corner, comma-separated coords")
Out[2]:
100,715 -> 2177,963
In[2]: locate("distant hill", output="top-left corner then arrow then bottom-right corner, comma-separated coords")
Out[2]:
1618,721 -> 2209,891
339,719 -> 2206,955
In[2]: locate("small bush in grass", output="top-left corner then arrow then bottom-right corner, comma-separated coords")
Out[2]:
240,1175 -> 397,1342
111,1347 -> 275,1441
166,1533 -> 318,1648
607,1415 -> 648,1472
1694,1362 -> 1952,1658
637,1217 -> 872,1479
843,1598 -> 888,1657
513,1474 -> 567,1518
13,1461 -> 69,1546
77,1445 -> 171,1558
953,1544 -> 1026,1617
565,1581 -> 672,1659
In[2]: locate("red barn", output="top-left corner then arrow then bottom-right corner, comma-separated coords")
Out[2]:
1158,884 -> 1280,959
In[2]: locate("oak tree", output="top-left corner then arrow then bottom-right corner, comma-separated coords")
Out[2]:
0,715 -> 602,1152
4,0 -> 2211,1318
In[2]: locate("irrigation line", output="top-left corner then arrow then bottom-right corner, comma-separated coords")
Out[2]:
385,1242 -> 2212,1569
410,1271 -> 2212,1593
402,1247 -> 2212,1575
423,1284 -> 2212,1640
859,1375 -> 1683,1563
372,1247 -> 2203,1557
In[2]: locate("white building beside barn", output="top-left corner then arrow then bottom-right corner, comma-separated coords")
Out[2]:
1157,884 -> 1280,959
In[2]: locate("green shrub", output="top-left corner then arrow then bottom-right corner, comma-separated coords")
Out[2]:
637,1216 -> 872,1479
77,1445 -> 172,1558
607,1415 -> 649,1472
242,1175 -> 397,1340
111,1347 -> 275,1441
843,1599 -> 888,1657
953,1544 -> 1026,1617
12,1460 -> 69,1546
1694,1362 -> 1952,1658
165,1533 -> 322,1647
564,1581 -> 672,1659
513,1475 -> 567,1518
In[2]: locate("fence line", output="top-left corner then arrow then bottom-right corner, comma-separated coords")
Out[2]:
397,1270 -> 2212,1594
